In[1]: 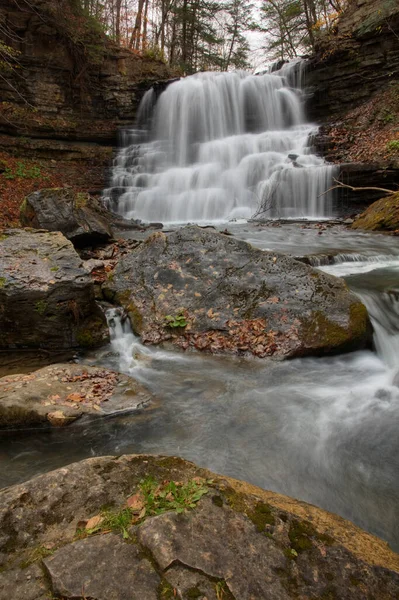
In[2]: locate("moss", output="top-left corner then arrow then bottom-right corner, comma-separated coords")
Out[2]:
349,302 -> 369,339
19,198 -> 27,215
76,330 -> 95,346
158,580 -> 175,600
117,291 -> 144,334
0,277 -> 6,288
222,487 -> 275,531
76,318 -> 105,347
247,501 -> 275,531
75,192 -> 89,209
35,300 -> 48,315
0,233 -> 9,241
301,311 -> 349,349
186,587 -> 202,599
288,519 -> 315,553
50,266 -> 59,272
288,518 -> 334,555
352,193 -> 399,231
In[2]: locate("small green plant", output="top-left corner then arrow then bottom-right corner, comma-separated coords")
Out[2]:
3,161 -> 44,180
139,476 -> 209,515
386,140 -> 399,152
164,312 -> 187,328
82,477 -> 210,540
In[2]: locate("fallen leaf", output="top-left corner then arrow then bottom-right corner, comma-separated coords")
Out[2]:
126,492 -> 145,512
86,515 -> 104,530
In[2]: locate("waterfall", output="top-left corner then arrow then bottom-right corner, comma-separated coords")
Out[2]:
104,69 -> 336,224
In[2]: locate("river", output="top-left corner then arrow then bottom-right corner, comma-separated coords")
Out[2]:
1,223 -> 398,552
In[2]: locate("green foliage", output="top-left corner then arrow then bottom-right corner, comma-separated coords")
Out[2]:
3,162 -> 44,180
386,140 -> 399,152
139,476 -> 209,515
82,477 -> 210,541
164,312 -> 188,328
143,45 -> 166,63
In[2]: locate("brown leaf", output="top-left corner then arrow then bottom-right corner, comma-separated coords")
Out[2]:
86,515 -> 104,530
66,392 -> 84,402
126,492 -> 145,512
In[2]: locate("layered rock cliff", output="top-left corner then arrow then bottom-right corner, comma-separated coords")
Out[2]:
0,0 -> 174,225
306,0 -> 399,209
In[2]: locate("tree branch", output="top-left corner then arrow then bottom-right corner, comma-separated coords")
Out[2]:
318,177 -> 397,198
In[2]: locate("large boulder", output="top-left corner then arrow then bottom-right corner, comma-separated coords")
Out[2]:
103,226 -> 371,358
20,188 -> 113,246
0,454 -> 398,600
352,193 -> 399,231
0,363 -> 153,428
0,229 -> 109,352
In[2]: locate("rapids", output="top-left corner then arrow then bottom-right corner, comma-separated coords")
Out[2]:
104,70 -> 336,222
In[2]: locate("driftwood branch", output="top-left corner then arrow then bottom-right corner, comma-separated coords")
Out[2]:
319,178 -> 397,198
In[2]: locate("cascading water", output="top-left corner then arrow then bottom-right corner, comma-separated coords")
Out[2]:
104,69 -> 336,223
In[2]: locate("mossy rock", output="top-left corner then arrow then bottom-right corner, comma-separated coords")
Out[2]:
352,193 -> 399,231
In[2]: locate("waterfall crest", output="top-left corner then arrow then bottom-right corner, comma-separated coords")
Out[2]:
105,69 -> 336,223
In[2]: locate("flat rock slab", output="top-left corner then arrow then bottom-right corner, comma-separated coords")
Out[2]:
0,455 -> 398,600
0,363 -> 153,428
43,534 -> 160,600
103,226 -> 371,358
20,188 -> 113,246
0,229 -> 108,351
138,496 -> 399,600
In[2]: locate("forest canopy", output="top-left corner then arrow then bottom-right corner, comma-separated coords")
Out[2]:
70,0 -> 349,71
1,0 -> 349,76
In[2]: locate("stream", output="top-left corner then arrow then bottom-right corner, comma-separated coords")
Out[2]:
1,223 -> 399,552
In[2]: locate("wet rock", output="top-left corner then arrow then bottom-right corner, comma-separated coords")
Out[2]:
43,534 -> 160,600
103,226 -> 371,358
0,455 -> 398,600
0,229 -> 108,352
0,363 -> 153,428
20,188 -> 113,246
352,193 -> 399,231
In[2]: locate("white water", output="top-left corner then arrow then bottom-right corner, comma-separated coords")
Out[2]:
104,69 -> 336,223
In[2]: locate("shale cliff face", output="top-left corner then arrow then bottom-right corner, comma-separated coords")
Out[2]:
306,0 -> 399,209
0,0 -> 174,225
0,0 -> 172,144
306,0 -> 399,122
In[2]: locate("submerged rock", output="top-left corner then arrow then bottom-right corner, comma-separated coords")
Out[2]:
103,226 -> 371,358
0,363 -> 153,428
352,193 -> 399,231
20,188 -> 113,246
0,229 -> 108,352
0,454 -> 398,600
